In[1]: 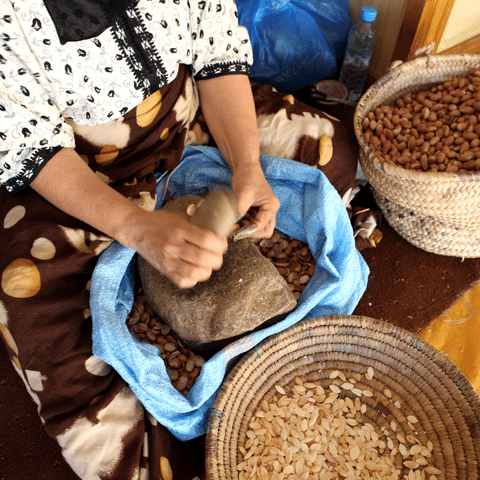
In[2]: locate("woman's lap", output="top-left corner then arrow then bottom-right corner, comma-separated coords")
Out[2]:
0,66 -> 203,480
0,181 -> 201,479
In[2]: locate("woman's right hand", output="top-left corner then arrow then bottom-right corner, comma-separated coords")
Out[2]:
30,148 -> 227,289
122,208 -> 228,289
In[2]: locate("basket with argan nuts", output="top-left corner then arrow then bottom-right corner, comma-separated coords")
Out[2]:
354,54 -> 480,258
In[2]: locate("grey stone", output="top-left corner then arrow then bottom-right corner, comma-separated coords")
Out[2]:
137,194 -> 297,356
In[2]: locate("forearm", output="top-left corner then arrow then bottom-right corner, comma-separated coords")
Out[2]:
30,147 -> 227,288
197,74 -> 280,237
30,147 -> 142,247
197,74 -> 260,171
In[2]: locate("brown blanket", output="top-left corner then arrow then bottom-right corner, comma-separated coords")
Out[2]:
0,81 -> 362,480
3,86 -> 480,479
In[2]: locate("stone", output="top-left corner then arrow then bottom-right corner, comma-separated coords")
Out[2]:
137,194 -> 297,356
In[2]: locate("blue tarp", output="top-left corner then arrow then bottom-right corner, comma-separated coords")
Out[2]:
90,145 -> 369,441
237,0 -> 352,93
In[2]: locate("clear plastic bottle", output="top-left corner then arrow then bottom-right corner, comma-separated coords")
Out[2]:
338,6 -> 377,102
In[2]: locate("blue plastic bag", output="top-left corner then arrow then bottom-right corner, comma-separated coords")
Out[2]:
237,0 -> 352,93
90,146 -> 369,441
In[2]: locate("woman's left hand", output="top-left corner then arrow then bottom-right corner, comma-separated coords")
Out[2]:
231,161 -> 280,239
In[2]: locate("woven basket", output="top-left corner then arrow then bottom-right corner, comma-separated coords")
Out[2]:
354,54 -> 480,257
205,316 -> 480,480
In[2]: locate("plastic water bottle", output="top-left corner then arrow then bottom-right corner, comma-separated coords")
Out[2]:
338,6 -> 377,102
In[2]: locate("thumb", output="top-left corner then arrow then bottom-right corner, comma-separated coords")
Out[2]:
234,189 -> 253,217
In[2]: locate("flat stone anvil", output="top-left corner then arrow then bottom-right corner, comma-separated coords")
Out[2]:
137,190 -> 297,356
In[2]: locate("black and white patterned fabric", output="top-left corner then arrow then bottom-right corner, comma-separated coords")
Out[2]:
43,0 -> 136,44
0,0 -> 252,192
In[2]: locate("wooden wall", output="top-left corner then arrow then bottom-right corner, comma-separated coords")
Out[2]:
407,0 -> 480,57
437,0 -> 480,52
347,0 -> 479,80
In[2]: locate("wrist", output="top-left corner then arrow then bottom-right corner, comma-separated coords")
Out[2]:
113,204 -> 150,250
229,151 -> 262,175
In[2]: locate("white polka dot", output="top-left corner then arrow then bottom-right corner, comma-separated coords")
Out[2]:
342,187 -> 354,207
60,226 -> 112,254
85,355 -> 112,376
56,387 -> 143,478
0,300 -> 9,327
143,432 -> 149,457
4,205 -> 26,229
25,369 -> 47,391
31,237 -> 56,260
0,298 -> 19,356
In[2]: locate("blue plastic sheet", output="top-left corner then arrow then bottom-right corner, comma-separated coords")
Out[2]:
90,146 -> 369,441
237,0 -> 352,93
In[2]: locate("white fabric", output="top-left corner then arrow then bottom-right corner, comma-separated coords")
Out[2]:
0,0 -> 252,190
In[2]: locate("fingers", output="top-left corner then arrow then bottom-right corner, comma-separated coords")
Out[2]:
169,256 -> 224,288
169,239 -> 226,274
161,232 -> 228,288
251,206 -> 278,238
167,263 -> 216,289
134,210 -> 228,289
152,249 -> 222,289
245,193 -> 280,238
234,189 -> 279,236
181,225 -> 228,258
231,166 -> 280,239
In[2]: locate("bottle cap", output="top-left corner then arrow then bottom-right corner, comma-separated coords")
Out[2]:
360,6 -> 377,22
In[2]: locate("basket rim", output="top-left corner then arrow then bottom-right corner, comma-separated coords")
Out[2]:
354,53 -> 480,184
208,315 -> 479,413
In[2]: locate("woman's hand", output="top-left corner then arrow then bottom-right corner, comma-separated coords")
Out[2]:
231,162 -> 280,239
123,208 -> 228,289
31,148 -> 227,289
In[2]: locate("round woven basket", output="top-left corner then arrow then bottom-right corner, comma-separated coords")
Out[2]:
205,316 -> 480,480
354,54 -> 480,257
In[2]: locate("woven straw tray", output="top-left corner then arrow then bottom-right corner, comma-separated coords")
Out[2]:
205,315 -> 480,480
354,54 -> 480,257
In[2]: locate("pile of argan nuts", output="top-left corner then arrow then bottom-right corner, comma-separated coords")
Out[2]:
361,68 -> 480,173
238,369 -> 441,480
239,210 -> 316,301
126,290 -> 205,395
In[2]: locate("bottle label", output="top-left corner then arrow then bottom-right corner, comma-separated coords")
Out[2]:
344,52 -> 372,69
